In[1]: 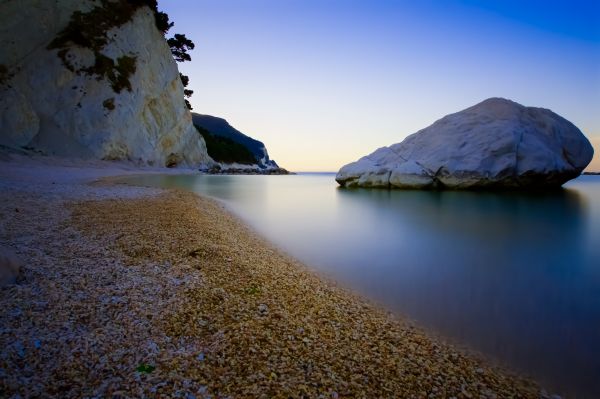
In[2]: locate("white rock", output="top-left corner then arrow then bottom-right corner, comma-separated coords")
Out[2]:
336,98 -> 594,189
0,1 -> 211,167
389,161 -> 433,189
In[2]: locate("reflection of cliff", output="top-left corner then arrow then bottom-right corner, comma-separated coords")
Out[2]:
335,186 -> 596,398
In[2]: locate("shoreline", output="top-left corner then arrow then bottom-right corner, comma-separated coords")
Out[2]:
0,155 -> 546,398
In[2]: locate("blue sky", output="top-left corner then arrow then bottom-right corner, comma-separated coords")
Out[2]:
160,0 -> 600,171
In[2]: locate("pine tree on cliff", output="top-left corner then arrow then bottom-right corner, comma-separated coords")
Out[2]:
167,34 -> 195,110
154,8 -> 195,110
139,1 -> 196,109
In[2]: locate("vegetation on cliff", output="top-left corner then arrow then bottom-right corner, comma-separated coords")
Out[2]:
47,0 -> 195,107
47,0 -> 142,93
195,125 -> 256,165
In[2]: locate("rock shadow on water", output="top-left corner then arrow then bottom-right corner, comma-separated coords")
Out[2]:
335,186 -> 599,398
336,186 -> 588,245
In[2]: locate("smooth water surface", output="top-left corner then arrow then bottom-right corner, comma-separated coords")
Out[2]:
125,173 -> 600,397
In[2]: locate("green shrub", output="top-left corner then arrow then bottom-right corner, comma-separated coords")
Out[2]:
136,363 -> 155,373
47,0 -> 193,106
102,97 -> 115,110
47,0 -> 143,93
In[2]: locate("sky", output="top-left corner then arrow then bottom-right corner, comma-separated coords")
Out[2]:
160,0 -> 600,172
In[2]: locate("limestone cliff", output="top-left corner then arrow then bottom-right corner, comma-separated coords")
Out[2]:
0,0 -> 211,167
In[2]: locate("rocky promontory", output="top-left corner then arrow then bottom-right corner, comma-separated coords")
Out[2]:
336,98 -> 594,189
193,113 -> 289,174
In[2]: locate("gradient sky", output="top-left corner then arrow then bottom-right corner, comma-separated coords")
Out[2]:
160,0 -> 600,172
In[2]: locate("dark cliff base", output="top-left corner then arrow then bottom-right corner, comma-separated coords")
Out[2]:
336,169 -> 584,191
202,165 -> 292,175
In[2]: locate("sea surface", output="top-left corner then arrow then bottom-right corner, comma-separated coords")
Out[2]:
125,173 -> 600,398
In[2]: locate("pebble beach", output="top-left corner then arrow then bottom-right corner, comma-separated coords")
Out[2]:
0,154 -> 546,398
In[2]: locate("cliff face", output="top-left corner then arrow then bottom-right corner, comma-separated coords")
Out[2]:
192,113 -> 280,170
0,0 -> 211,167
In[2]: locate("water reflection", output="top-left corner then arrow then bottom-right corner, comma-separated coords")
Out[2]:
335,187 -> 597,398
123,173 -> 600,398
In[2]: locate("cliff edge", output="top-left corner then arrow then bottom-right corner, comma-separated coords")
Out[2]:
0,0 -> 211,167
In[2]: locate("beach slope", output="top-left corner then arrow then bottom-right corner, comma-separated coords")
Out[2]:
0,156 -> 541,398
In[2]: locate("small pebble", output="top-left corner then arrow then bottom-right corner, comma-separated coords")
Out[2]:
258,304 -> 269,316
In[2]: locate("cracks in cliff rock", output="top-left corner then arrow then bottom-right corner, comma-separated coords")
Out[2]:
386,145 -> 442,188
514,127 -> 524,177
382,170 -> 392,189
414,160 -> 435,177
561,147 -> 577,170
554,126 -> 577,170
2,38 -> 53,88
430,166 -> 447,188
388,146 -> 409,164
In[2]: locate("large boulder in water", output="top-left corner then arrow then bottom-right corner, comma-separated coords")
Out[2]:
336,98 -> 594,189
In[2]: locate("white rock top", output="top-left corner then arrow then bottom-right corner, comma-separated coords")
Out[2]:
336,98 -> 594,189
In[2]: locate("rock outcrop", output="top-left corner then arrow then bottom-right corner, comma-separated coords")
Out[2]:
0,0 -> 211,167
336,98 -> 594,189
192,113 -> 288,173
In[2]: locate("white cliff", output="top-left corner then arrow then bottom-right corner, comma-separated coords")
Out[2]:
0,0 -> 211,167
336,98 -> 594,189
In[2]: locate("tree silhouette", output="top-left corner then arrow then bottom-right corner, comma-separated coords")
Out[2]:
179,73 -> 194,110
154,11 -> 173,33
146,3 -> 196,110
167,34 -> 195,63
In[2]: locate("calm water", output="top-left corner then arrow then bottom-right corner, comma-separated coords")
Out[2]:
125,173 -> 600,398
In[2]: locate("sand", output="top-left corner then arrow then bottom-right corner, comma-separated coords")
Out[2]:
0,153 -> 548,398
